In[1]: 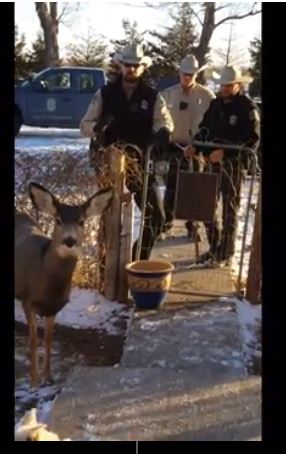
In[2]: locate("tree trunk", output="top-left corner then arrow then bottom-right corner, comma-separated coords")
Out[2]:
195,3 -> 215,84
35,2 -> 60,67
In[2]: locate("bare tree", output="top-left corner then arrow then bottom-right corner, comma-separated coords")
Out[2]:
123,2 -> 261,70
35,2 -> 81,67
213,23 -> 249,67
35,3 -> 60,67
193,2 -> 261,70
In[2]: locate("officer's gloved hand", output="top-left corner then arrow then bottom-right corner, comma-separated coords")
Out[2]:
93,116 -> 114,135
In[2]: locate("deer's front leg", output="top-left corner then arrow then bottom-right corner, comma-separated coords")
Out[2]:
28,311 -> 39,388
42,316 -> 55,384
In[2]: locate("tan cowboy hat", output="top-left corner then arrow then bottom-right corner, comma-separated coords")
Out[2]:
119,44 -> 152,68
213,64 -> 253,84
179,55 -> 208,74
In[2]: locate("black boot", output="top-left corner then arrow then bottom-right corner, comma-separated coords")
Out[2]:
185,221 -> 201,242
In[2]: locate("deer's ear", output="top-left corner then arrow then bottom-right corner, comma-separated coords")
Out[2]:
29,182 -> 58,218
83,187 -> 113,218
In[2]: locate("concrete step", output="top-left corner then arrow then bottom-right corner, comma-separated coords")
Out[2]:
49,366 -> 261,441
122,300 -> 246,378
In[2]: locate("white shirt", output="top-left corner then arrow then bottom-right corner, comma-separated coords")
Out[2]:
162,83 -> 215,145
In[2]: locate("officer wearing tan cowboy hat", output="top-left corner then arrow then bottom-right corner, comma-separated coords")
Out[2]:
80,43 -> 174,261
185,64 -> 260,265
80,43 -> 173,148
162,55 -> 215,144
161,54 -> 215,237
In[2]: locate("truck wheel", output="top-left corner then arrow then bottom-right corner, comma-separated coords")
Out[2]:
15,109 -> 22,136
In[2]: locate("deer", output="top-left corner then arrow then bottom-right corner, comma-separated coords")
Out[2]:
15,182 -> 113,388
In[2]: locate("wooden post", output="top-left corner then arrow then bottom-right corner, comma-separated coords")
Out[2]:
246,186 -> 261,305
104,149 -> 125,301
118,193 -> 134,303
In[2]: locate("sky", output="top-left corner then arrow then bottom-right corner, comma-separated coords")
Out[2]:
15,1 -> 261,66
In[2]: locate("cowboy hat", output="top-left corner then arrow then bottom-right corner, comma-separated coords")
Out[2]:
213,64 -> 253,84
179,55 -> 208,74
119,44 -> 152,68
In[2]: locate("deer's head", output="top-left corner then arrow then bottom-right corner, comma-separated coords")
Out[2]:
29,182 -> 113,258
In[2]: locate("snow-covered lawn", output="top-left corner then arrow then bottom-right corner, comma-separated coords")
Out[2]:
15,288 -> 132,334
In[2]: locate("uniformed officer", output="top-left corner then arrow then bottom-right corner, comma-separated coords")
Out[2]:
161,55 -> 215,237
80,43 -> 174,260
185,65 -> 260,264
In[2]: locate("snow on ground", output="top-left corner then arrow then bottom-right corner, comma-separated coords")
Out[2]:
230,176 -> 260,283
221,296 -> 261,370
235,297 -> 261,354
15,288 -> 132,335
16,126 -> 89,154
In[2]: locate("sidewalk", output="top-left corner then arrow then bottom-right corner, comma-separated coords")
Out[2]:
48,221 -> 261,441
49,299 -> 261,441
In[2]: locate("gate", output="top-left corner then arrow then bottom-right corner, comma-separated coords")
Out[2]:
137,140 -> 260,298
15,139 -> 260,301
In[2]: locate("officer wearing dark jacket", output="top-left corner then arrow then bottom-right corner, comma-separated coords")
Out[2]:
80,44 -> 174,260
185,65 -> 260,263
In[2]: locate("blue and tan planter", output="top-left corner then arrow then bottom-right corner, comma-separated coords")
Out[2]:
125,260 -> 174,309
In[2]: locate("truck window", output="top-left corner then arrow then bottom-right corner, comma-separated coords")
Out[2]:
39,72 -> 71,91
78,73 -> 96,92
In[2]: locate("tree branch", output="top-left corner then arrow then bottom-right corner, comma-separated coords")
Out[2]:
144,2 -> 175,8
215,6 -> 261,29
214,3 -> 234,13
192,9 -> 204,27
57,4 -> 68,23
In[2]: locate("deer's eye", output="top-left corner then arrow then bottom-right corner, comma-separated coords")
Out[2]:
56,218 -> 62,226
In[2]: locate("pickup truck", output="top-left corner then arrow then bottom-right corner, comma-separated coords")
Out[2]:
15,66 -> 106,135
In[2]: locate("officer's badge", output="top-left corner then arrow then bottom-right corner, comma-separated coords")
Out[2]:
141,100 -> 149,110
229,115 -> 238,125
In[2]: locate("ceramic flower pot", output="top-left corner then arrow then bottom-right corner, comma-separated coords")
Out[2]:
125,260 -> 174,309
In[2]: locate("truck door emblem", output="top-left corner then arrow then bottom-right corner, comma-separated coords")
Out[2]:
47,98 -> 56,112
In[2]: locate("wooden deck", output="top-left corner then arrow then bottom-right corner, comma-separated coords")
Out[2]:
151,220 -> 235,303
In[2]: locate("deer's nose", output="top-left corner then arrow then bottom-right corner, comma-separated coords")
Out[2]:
62,236 -> 77,248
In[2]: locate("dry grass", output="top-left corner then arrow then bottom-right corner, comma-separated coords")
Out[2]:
15,146 -> 142,290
